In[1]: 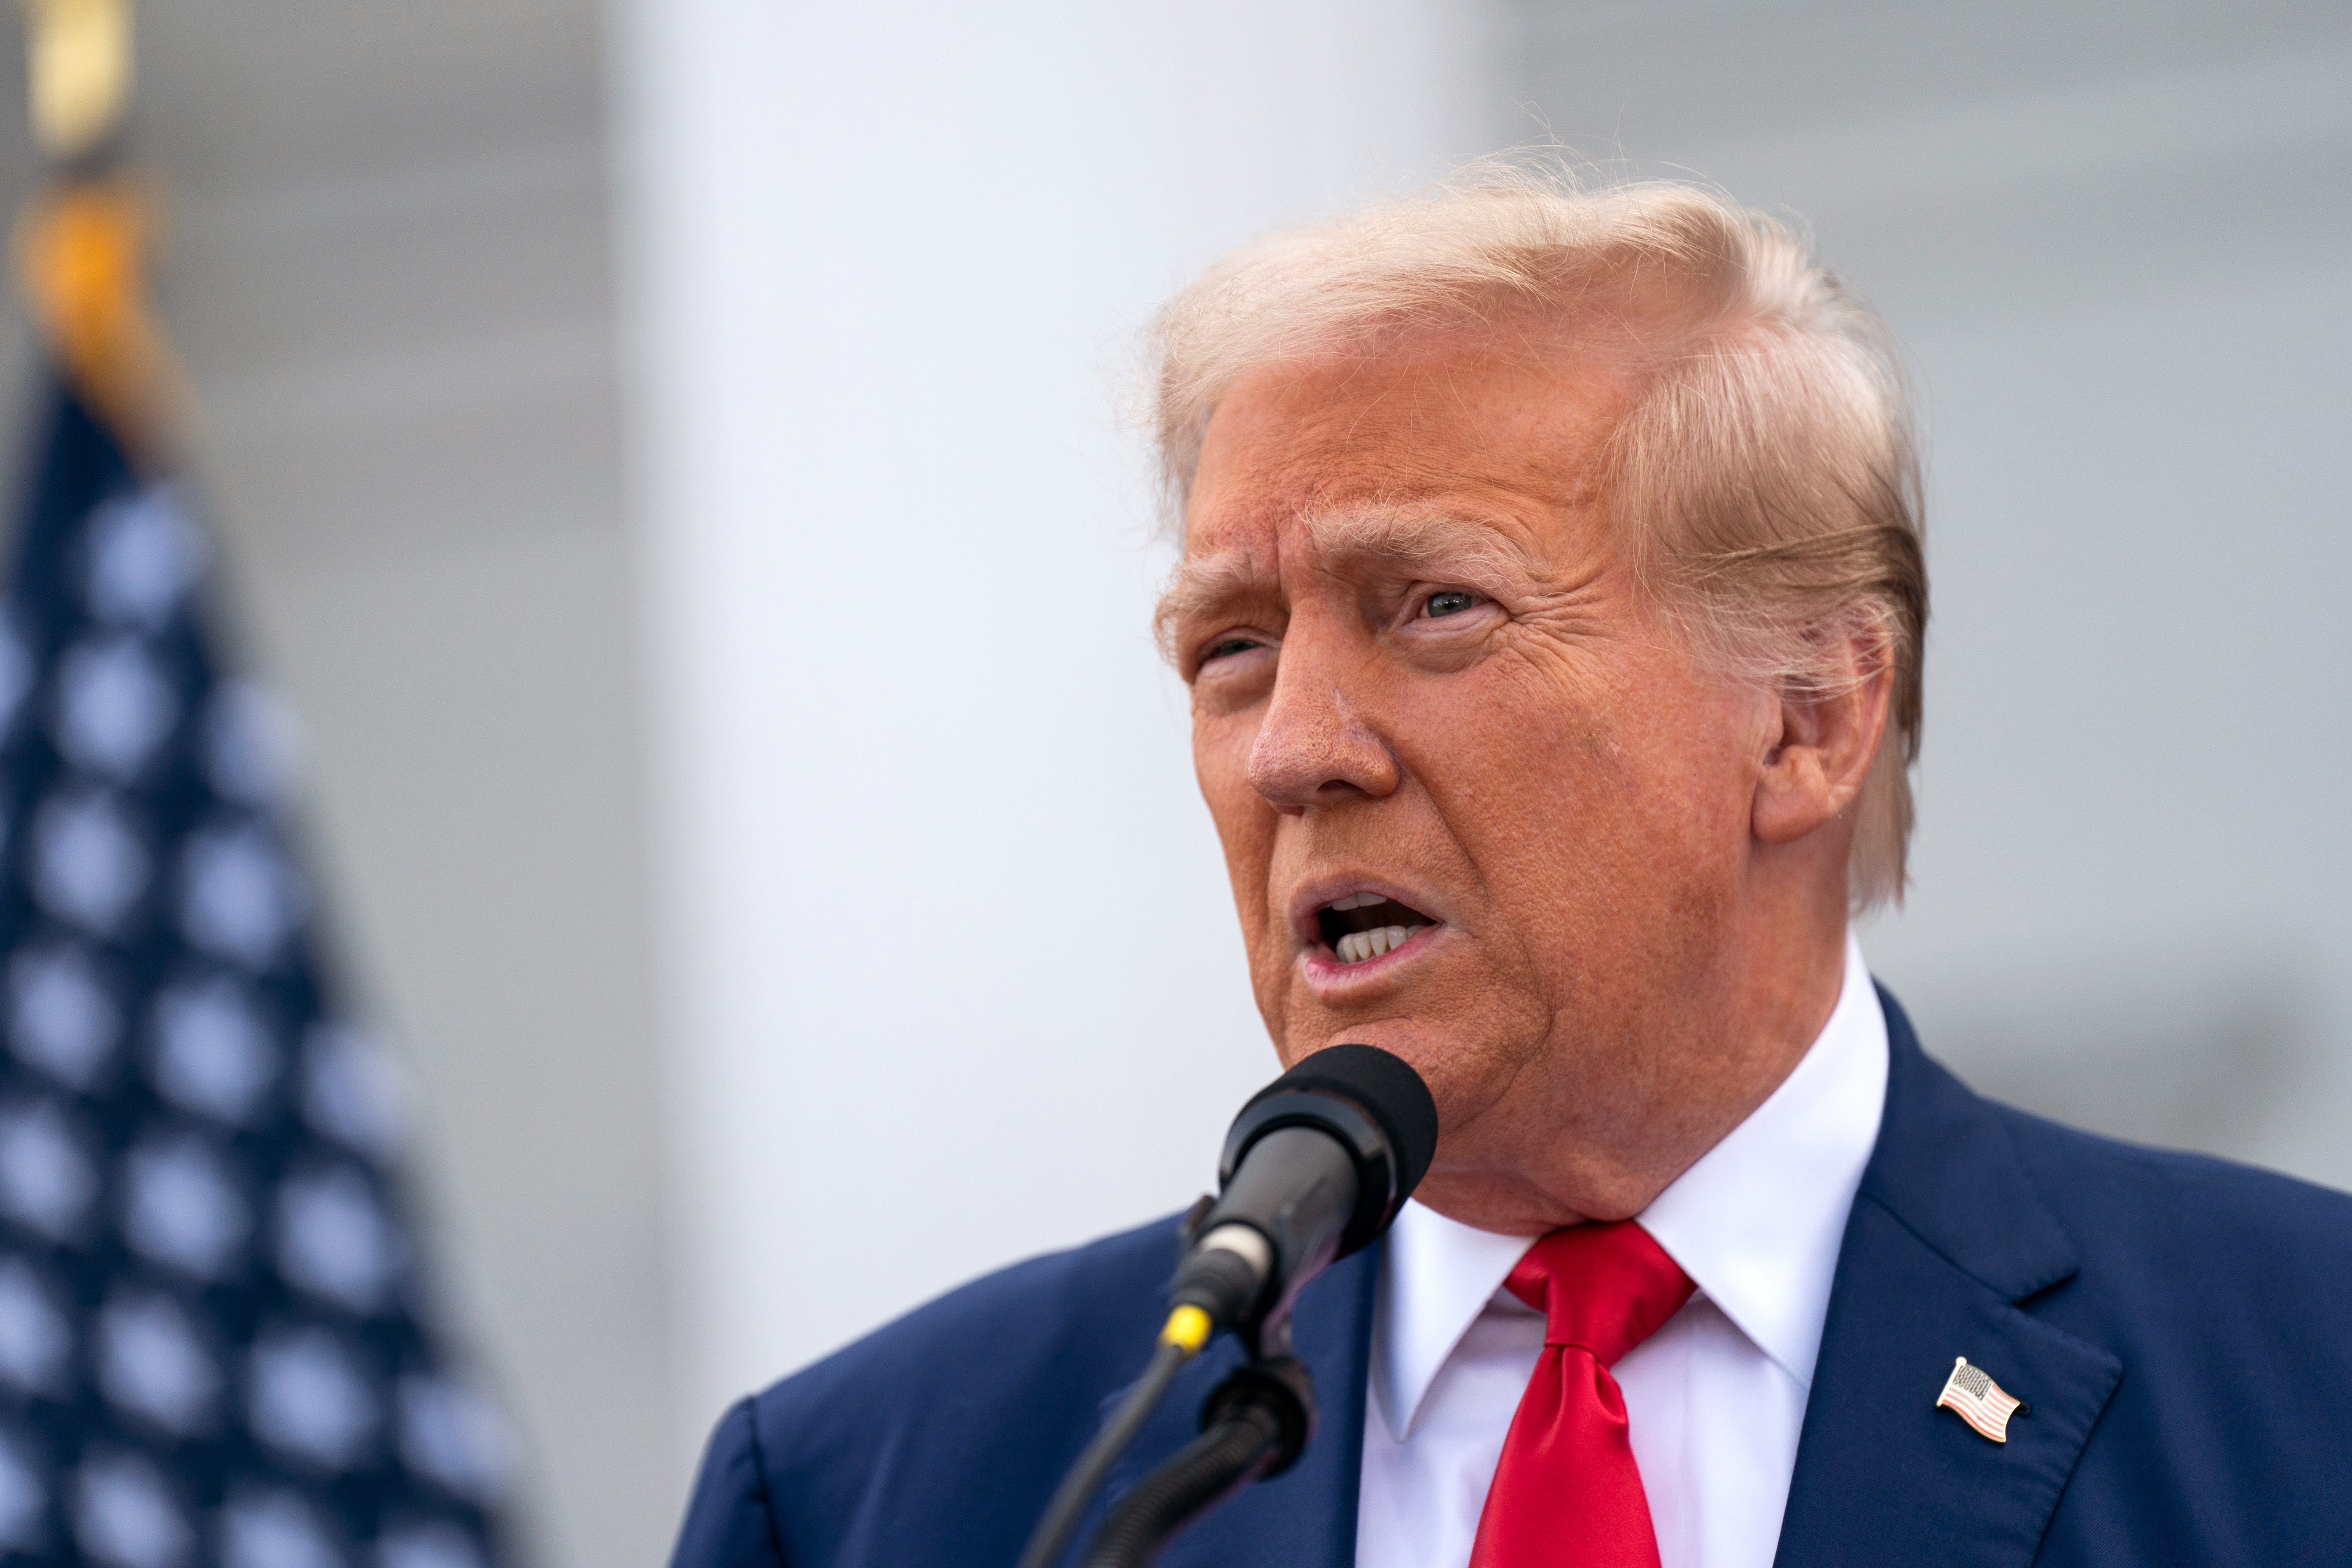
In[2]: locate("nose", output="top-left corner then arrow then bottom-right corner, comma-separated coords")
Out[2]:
1244,617 -> 1402,813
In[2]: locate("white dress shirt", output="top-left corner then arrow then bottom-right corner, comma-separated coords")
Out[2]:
1355,933 -> 1888,1568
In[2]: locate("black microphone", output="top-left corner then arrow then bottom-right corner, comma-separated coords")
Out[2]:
1015,1044 -> 1439,1568
1167,1043 -> 1440,1352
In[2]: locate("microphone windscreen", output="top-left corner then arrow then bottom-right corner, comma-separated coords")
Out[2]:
1256,1043 -> 1439,1201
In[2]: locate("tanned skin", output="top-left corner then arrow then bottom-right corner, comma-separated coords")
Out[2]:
1162,321 -> 1894,1234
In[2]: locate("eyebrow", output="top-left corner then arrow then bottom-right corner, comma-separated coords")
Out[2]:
1301,508 -> 1536,581
1152,551 -> 1275,659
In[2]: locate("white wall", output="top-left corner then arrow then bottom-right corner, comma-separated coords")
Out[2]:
609,0 -> 1512,1435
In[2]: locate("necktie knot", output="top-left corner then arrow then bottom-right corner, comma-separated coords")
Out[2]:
1503,1220 -> 1695,1368
1468,1220 -> 1696,1568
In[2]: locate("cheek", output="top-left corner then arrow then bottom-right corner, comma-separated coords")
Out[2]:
1403,648 -> 1615,823
1191,704 -> 1254,819
1193,709 -> 1276,903
1403,649 -> 1752,931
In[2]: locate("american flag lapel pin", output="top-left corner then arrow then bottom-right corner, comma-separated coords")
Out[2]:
1936,1356 -> 2029,1443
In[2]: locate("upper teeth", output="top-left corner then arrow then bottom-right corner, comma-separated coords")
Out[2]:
1328,892 -> 1385,911
1335,926 -> 1416,964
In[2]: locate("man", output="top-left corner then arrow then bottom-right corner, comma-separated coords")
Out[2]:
669,172 -> 2352,1568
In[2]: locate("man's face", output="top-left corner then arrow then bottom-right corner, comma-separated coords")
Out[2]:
1167,329 -> 1792,1227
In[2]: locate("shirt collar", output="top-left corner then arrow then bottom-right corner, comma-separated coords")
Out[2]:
1371,932 -> 1889,1441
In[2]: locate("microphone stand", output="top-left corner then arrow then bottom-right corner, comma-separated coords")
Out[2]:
1079,1357 -> 1315,1568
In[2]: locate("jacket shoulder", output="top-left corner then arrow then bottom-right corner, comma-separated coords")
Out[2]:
1992,1100 -> 2352,1296
672,1213 -> 1185,1568
760,1210 -> 1181,1449
1981,1104 -> 2352,1559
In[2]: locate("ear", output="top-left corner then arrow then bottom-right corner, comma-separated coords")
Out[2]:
1752,622 -> 1895,847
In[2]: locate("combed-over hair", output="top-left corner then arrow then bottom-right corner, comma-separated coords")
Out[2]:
1147,162 -> 1927,910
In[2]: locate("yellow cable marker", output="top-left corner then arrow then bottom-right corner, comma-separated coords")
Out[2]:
1159,1305 -> 1212,1356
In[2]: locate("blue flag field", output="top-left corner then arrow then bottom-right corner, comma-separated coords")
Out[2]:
0,379 -> 513,1568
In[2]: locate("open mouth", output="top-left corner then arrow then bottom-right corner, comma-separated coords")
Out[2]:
1315,891 -> 1438,966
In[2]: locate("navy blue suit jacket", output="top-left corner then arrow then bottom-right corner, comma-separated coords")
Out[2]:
672,992 -> 2352,1566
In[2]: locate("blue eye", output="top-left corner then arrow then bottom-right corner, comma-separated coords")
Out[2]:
1424,591 -> 1475,619
1205,637 -> 1261,661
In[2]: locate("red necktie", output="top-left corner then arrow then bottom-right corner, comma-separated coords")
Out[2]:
1466,1221 -> 1696,1568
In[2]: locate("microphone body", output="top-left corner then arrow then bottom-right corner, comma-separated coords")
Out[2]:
1170,1043 -> 1439,1351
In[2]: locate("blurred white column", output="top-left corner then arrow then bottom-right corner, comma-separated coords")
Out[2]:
607,0 -> 1507,1452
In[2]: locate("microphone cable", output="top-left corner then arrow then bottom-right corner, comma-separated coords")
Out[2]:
1014,1305 -> 1212,1568
1079,1358 -> 1314,1568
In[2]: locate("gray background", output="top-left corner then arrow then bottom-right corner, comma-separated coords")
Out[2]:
0,2 -> 2341,1565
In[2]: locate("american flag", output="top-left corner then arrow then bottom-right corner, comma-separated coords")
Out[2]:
0,378 -> 515,1568
1935,1356 -> 2023,1444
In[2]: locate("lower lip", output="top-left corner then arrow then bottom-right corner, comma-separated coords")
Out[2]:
1300,924 -> 1445,992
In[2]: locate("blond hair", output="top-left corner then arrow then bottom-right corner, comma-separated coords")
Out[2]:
1147,163 -> 1926,909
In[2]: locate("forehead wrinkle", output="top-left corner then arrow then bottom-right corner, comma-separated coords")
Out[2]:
1331,365 -> 1410,451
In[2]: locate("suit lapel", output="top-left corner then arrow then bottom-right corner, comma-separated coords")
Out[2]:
1773,988 -> 2123,1568
1089,1245 -> 1377,1568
